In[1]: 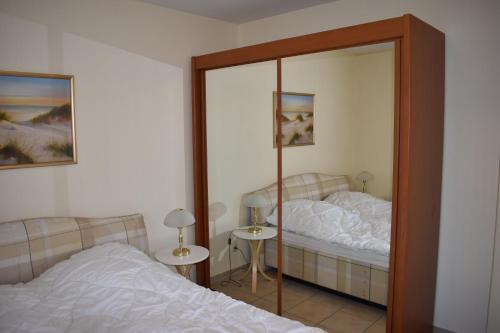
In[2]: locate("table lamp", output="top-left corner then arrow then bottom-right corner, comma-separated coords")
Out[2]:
356,171 -> 374,193
243,194 -> 267,235
164,208 -> 195,257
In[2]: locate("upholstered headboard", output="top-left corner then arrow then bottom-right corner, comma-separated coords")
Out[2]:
0,214 -> 149,285
239,173 -> 350,226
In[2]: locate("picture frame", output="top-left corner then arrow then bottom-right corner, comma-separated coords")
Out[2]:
273,91 -> 314,147
0,71 -> 76,170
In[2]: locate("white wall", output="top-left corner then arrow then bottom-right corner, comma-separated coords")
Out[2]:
0,0 -> 237,253
238,1 -> 500,332
349,51 -> 394,200
207,50 -> 394,276
487,160 -> 500,333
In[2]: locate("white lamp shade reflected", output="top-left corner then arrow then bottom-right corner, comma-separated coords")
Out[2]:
243,194 -> 267,208
356,171 -> 374,182
164,209 -> 195,228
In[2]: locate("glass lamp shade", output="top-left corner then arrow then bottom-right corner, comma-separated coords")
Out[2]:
356,171 -> 374,193
356,171 -> 374,182
243,194 -> 267,235
243,194 -> 267,208
164,209 -> 195,228
164,209 -> 195,257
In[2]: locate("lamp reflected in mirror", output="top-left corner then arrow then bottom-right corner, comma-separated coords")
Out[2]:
356,171 -> 374,193
243,194 -> 267,235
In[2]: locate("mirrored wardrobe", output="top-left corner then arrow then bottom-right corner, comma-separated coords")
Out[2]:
192,14 -> 445,333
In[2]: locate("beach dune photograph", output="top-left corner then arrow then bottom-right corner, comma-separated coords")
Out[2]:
274,92 -> 314,147
0,73 -> 75,169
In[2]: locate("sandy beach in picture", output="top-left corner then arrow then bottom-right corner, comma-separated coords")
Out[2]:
275,92 -> 314,146
0,74 -> 74,167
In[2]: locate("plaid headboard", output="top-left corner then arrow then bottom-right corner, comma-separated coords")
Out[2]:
239,173 -> 350,226
0,214 -> 149,285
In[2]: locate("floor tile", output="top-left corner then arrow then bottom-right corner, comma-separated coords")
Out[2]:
374,315 -> 386,326
211,280 -> 259,303
211,274 -> 386,332
319,310 -> 374,333
342,302 -> 385,322
283,280 -> 319,297
286,297 -> 344,324
263,289 -> 312,310
365,320 -> 386,333
313,290 -> 348,307
240,276 -> 278,297
251,298 -> 279,314
283,311 -> 317,327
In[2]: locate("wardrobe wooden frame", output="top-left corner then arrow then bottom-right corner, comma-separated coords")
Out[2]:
192,14 -> 444,332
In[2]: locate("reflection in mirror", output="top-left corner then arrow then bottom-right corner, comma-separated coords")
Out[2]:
206,61 -> 280,312
275,42 -> 395,331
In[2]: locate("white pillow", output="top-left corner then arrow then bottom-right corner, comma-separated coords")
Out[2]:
265,199 -> 312,226
323,191 -> 372,208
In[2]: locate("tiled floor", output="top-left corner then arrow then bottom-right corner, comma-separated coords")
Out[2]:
211,268 -> 386,333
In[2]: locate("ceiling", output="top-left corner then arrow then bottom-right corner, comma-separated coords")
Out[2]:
140,0 -> 339,24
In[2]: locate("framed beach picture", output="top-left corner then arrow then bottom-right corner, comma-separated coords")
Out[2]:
273,92 -> 314,147
0,71 -> 76,170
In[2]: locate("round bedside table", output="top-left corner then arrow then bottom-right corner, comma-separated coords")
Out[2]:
233,226 -> 277,293
155,245 -> 209,278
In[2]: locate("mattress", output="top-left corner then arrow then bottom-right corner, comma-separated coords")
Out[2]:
0,242 -> 323,333
282,230 -> 389,269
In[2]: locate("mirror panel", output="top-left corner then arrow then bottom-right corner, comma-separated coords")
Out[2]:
204,42 -> 396,327
206,61 -> 280,312
278,42 -> 395,329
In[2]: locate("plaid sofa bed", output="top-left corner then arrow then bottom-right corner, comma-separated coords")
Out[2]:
0,214 -> 148,284
239,173 -> 389,305
239,173 -> 350,226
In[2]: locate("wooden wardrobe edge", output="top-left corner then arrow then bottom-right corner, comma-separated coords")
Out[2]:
390,14 -> 445,332
193,16 -> 405,70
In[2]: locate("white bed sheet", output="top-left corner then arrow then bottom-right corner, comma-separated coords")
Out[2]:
282,230 -> 389,269
266,192 -> 391,256
0,243 -> 323,333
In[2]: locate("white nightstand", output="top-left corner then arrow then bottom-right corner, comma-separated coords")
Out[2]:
155,245 -> 209,278
233,226 -> 277,293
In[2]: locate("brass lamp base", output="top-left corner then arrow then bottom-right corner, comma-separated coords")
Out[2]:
247,226 -> 262,235
172,247 -> 190,257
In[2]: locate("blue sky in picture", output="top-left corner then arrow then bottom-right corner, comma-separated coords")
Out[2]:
282,93 -> 313,112
0,76 -> 70,107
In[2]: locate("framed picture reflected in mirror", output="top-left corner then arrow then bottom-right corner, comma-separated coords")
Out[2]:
273,91 -> 314,147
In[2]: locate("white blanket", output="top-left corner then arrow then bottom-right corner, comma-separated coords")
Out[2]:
266,192 -> 391,256
0,243 -> 322,333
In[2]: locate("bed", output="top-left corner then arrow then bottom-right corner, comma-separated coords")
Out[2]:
242,173 -> 390,306
0,214 -> 322,332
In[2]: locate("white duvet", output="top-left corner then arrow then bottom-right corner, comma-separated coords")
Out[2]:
266,192 -> 391,256
0,243 -> 323,333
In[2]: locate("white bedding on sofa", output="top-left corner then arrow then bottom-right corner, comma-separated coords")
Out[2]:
0,243 -> 323,333
266,192 -> 391,256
